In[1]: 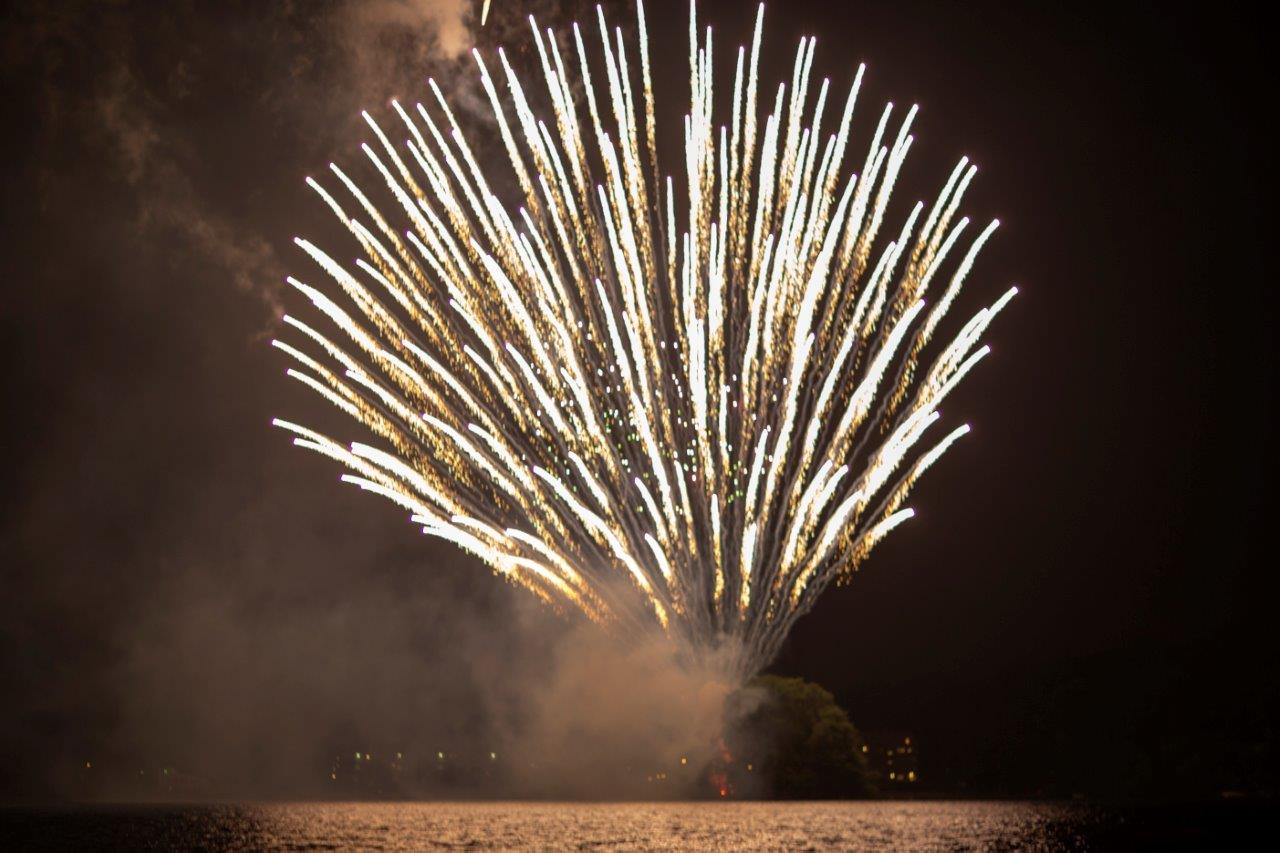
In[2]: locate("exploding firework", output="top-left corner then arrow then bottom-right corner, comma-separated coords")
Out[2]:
272,1 -> 1016,679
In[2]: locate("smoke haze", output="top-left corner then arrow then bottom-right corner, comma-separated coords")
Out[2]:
1,0 -> 666,800
4,0 -> 1270,802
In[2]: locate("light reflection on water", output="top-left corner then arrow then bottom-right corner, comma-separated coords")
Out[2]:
0,800 -> 1260,849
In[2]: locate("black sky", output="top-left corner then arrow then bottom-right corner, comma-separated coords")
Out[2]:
1,0 -> 1273,799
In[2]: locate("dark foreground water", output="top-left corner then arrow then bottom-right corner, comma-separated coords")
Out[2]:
0,800 -> 1269,850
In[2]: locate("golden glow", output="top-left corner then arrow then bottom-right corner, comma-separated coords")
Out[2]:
275,0 -> 1014,677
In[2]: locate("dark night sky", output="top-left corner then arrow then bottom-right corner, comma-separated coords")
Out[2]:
1,0 -> 1272,799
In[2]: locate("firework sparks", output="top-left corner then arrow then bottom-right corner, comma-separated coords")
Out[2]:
273,1 -> 1016,678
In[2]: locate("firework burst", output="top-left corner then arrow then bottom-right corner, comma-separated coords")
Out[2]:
272,1 -> 1016,679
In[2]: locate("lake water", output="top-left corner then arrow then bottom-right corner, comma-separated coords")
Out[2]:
0,800 -> 1264,849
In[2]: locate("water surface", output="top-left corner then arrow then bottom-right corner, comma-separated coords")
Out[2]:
0,800 -> 1262,849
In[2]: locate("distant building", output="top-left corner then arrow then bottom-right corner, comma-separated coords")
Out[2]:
328,747 -> 507,796
863,731 -> 919,787
68,760 -> 214,800
329,750 -> 407,794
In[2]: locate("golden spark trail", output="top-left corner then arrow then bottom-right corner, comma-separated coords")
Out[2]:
274,1 -> 1016,677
